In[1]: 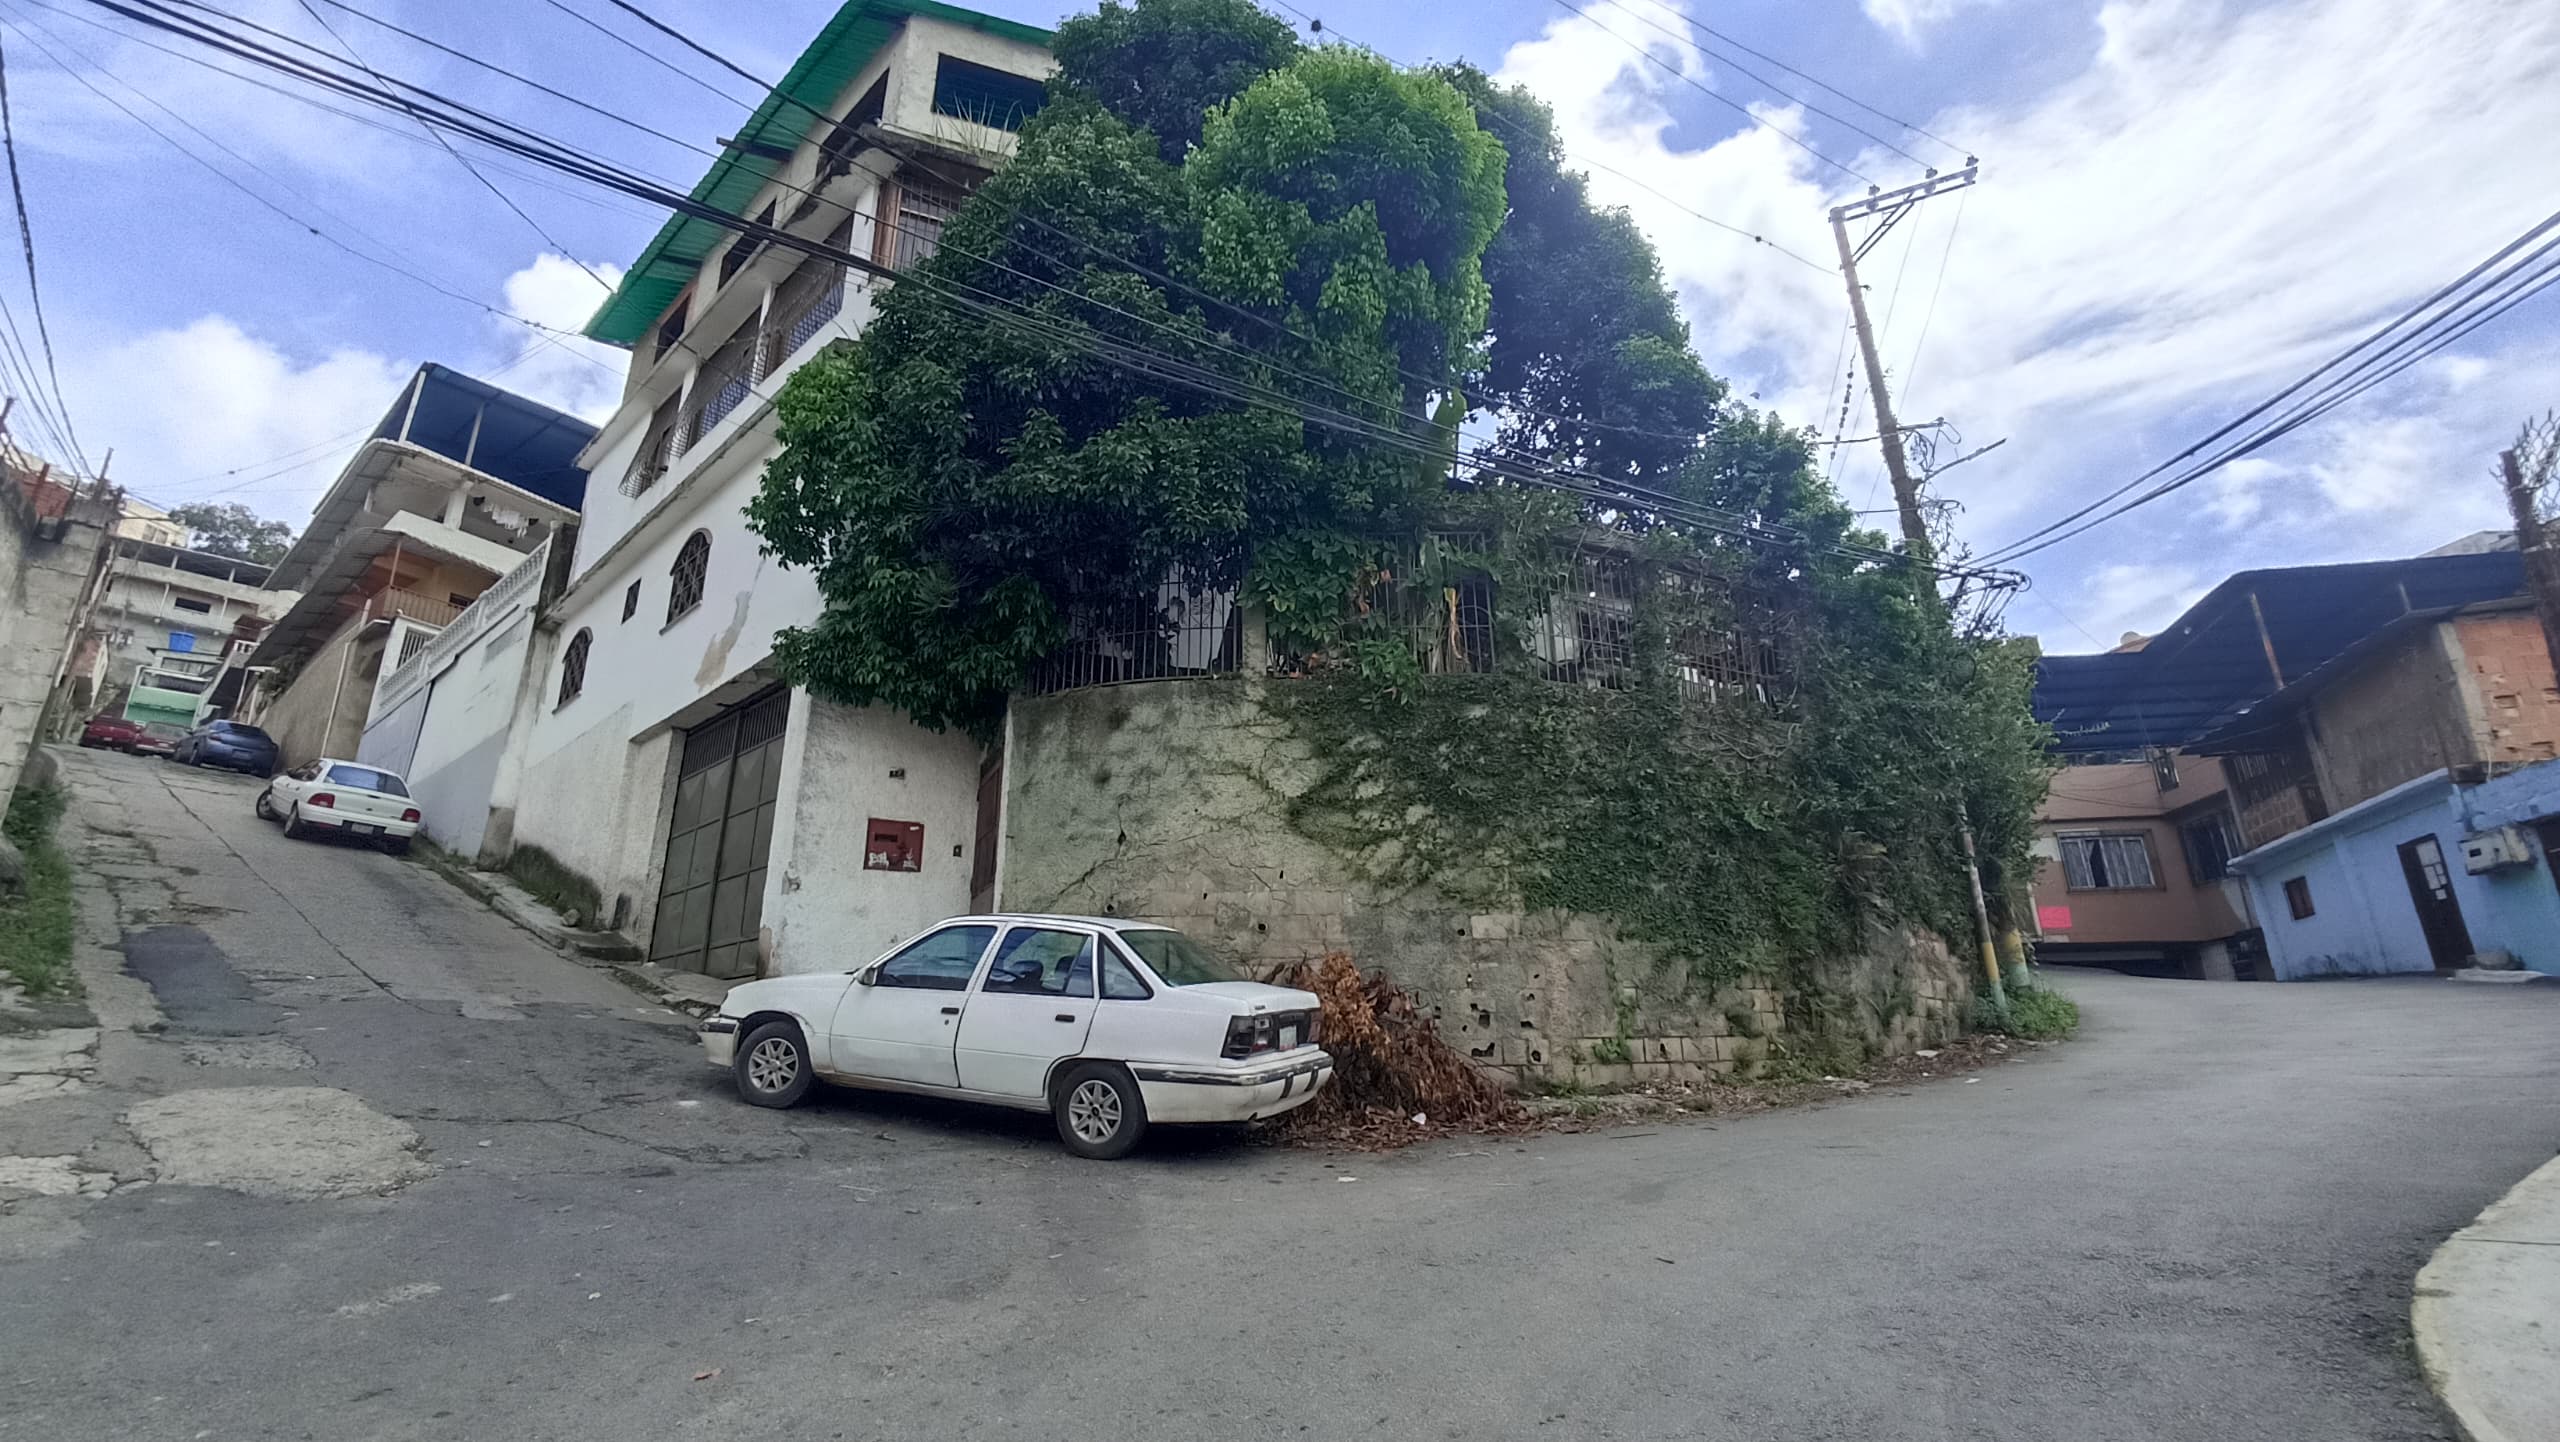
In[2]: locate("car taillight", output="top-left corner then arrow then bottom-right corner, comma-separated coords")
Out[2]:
309,793 -> 335,809
400,808 -> 421,823
1222,1013 -> 1276,1059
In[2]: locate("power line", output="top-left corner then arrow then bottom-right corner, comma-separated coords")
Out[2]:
0,30 -> 86,470
1545,0 -> 1893,175
535,0 -> 751,111
5,3 -> 619,377
1615,0 -> 1970,156
285,0 -> 615,296
1983,204 -> 2560,562
1265,0 -> 1834,276
1981,208 -> 2560,565
1898,183 -> 1968,406
88,0 -> 2012,583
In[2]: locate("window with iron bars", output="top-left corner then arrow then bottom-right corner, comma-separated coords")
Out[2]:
688,330 -> 758,444
717,202 -> 777,288
621,392 -> 688,498
756,217 -> 859,382
874,172 -> 966,271
1022,568 -> 1244,694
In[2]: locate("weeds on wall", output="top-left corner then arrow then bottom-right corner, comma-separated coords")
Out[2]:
504,844 -> 605,930
0,785 -> 76,997
1269,514 -> 2053,995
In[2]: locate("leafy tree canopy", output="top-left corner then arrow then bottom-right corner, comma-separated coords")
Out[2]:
1434,64 -> 1723,488
1049,0 -> 1301,163
166,502 -> 293,565
752,27 -> 1506,733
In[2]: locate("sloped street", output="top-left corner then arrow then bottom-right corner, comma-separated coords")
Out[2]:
2,743 -> 2555,1441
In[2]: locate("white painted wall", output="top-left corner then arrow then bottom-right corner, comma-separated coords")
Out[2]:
761,692 -> 982,975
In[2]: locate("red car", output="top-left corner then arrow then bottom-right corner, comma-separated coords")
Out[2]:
79,714 -> 147,751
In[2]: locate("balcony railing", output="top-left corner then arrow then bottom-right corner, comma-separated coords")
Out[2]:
361,588 -> 464,630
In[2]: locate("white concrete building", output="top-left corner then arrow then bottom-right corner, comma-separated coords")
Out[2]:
503,1 -> 1052,980
246,364 -> 593,767
72,537 -> 296,728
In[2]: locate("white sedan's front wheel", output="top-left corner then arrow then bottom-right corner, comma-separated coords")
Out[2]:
734,1020 -> 813,1108
1053,1062 -> 1147,1160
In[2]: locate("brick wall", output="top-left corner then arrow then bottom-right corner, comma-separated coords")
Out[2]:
2308,622 -> 2476,812
2452,612 -> 2560,766
1000,681 -> 1971,1089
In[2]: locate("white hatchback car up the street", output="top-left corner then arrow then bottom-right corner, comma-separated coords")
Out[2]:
256,759 -> 424,854
699,915 -> 1332,1158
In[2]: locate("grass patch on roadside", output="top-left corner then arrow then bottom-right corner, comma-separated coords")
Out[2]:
502,843 -> 604,929
1971,981 -> 2079,1040
0,784 -> 78,997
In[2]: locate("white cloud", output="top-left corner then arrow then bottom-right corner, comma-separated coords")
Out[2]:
62,315 -> 410,526
2077,560 -> 2205,642
487,254 -> 628,426
1493,0 -> 2560,646
58,253 -> 630,532
1862,0 -> 2010,47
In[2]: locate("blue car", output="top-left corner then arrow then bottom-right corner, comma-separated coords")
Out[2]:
174,719 -> 281,776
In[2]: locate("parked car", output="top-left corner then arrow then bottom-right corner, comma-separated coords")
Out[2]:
78,713 -> 146,750
132,723 -> 184,758
256,758 -> 423,853
173,719 -> 280,775
700,916 -> 1332,1159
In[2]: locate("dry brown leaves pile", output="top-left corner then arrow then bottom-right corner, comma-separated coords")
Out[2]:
1267,952 -> 1526,1147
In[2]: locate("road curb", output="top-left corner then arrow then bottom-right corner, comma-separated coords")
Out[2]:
2413,1152 -> 2560,1442
408,850 -> 677,986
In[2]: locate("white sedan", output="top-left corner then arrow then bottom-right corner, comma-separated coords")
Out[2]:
699,915 -> 1332,1159
256,758 -> 424,854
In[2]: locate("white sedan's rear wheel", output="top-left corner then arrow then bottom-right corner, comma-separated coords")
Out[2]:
1053,1061 -> 1147,1160
254,788 -> 277,821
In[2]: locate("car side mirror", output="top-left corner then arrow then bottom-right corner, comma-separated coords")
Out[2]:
855,967 -> 879,986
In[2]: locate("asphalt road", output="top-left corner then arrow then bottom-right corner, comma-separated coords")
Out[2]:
4,744 -> 2557,1441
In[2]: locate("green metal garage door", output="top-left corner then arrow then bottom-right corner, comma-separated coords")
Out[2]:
650,689 -> 787,980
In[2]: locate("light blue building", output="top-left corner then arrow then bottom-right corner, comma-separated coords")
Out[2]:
2229,759 -> 2560,978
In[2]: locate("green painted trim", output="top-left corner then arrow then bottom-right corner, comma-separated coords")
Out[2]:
583,0 -> 1051,346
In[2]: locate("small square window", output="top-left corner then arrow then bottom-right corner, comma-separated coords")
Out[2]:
448,593 -> 473,609
2283,876 -> 2315,920
622,580 -> 641,622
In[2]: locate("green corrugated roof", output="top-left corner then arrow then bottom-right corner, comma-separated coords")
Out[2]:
584,0 -> 1052,346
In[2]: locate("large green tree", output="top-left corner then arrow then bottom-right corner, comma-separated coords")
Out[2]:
166,502 -> 293,565
751,31 -> 1505,734
1434,65 -> 1723,490
1048,0 -> 1301,162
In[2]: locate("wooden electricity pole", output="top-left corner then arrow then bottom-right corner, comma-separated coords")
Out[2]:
1828,164 -> 1978,558
1828,163 -> 2010,1006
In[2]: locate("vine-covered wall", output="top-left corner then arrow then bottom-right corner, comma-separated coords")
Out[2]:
1001,677 -> 1974,1086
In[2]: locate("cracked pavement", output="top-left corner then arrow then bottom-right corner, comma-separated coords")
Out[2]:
5,744 -> 2560,1441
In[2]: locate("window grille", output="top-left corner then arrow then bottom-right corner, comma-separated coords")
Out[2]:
621,392 -> 687,498
877,173 -> 964,271
668,531 -> 711,623
1023,568 -> 1242,693
558,629 -> 591,705
2058,832 -> 2157,890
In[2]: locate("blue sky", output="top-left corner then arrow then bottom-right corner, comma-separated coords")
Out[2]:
6,0 -> 2556,652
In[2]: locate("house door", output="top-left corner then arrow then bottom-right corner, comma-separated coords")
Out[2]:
651,689 -> 788,980
2395,835 -> 2475,969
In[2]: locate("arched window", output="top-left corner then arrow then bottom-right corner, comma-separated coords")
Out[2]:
558,629 -> 592,705
668,530 -> 710,623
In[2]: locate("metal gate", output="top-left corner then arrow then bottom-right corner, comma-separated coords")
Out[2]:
651,689 -> 787,979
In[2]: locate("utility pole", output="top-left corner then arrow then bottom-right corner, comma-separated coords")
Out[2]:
2500,433 -> 2560,682
1828,163 -> 2009,1008
1828,163 -> 1978,558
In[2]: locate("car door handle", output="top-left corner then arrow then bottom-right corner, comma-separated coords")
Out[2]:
1054,1013 -> 1078,1024
939,1005 -> 961,1016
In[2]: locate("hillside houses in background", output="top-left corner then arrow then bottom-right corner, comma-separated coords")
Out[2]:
2028,540 -> 2560,980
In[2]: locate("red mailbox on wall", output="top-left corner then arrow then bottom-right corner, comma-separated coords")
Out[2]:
865,818 -> 924,872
